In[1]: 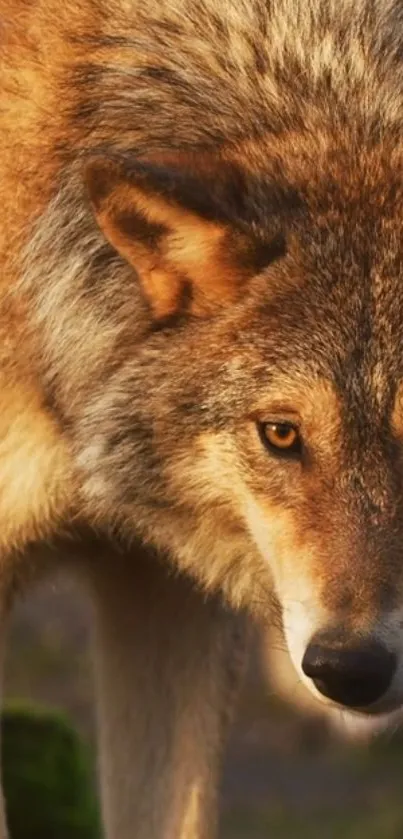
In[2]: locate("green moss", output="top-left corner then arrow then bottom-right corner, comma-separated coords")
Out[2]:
1,703 -> 101,839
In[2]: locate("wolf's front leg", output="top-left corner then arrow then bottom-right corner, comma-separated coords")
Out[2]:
88,548 -> 247,839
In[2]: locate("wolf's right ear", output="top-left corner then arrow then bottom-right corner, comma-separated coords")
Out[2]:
85,157 -> 284,320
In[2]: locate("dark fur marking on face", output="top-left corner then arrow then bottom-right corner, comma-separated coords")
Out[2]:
139,66 -> 184,85
248,232 -> 287,272
72,98 -> 100,124
69,63 -> 104,89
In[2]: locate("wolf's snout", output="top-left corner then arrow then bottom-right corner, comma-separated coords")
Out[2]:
302,636 -> 397,709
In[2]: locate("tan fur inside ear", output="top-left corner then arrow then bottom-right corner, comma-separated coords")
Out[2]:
85,159 -> 248,319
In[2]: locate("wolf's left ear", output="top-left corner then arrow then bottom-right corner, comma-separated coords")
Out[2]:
85,157 -> 281,320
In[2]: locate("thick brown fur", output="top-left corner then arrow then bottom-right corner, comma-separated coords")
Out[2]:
2,0 -> 403,836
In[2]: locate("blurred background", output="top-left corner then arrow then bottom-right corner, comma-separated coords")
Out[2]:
4,570 -> 403,839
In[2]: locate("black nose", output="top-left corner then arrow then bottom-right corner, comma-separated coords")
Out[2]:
302,636 -> 397,708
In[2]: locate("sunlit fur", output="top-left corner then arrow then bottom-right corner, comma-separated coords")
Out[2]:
2,1 -> 403,836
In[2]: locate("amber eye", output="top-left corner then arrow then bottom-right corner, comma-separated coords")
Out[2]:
259,422 -> 302,456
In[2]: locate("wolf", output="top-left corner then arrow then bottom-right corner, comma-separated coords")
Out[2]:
1,0 -> 403,835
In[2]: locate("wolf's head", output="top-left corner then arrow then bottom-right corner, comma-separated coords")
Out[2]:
22,130 -> 403,726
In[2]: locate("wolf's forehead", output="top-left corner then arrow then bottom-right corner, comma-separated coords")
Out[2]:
245,287 -> 402,421
298,333 -> 401,421
287,207 -> 403,385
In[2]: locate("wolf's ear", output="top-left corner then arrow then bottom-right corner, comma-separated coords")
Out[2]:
85,157 -> 282,320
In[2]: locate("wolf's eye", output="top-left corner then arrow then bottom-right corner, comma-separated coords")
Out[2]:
259,422 -> 302,457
